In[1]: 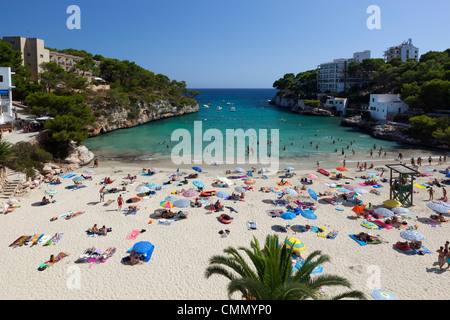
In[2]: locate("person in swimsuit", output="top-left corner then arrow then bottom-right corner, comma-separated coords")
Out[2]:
117,195 -> 123,212
437,247 -> 447,269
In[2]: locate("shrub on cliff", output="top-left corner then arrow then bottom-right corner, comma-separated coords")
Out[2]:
404,115 -> 450,145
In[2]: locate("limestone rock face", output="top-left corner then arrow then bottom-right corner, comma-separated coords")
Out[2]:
62,141 -> 95,167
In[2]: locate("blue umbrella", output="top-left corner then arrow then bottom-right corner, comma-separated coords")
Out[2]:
284,188 -> 297,195
192,166 -> 202,173
301,210 -> 317,220
132,241 -> 153,254
445,172 -> 450,178
371,289 -> 397,300
280,211 -> 297,221
374,208 -> 394,217
215,191 -> 230,199
234,167 -> 245,173
308,189 -> 318,201
284,167 -> 295,172
173,199 -> 191,208
145,183 -> 157,189
400,230 -> 425,241
193,181 -> 204,188
73,176 -> 85,182
135,186 -> 150,193
165,195 -> 178,202
234,186 -> 246,193
427,202 -> 449,214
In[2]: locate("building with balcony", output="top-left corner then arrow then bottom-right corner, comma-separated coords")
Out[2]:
384,39 -> 419,62
0,67 -> 14,123
317,50 -> 371,93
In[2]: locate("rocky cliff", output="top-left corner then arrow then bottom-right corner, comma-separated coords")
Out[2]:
87,100 -> 199,137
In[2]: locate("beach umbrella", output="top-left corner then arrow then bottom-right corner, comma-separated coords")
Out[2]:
246,170 -> 253,177
400,230 -> 425,242
294,260 -> 323,274
193,181 -> 205,188
286,238 -> 305,252
301,210 -> 317,220
271,188 -> 283,193
284,167 -> 295,172
182,190 -> 199,197
336,167 -> 347,171
135,186 -> 150,193
217,176 -> 234,187
361,221 -> 379,230
215,191 -> 230,199
426,202 -> 449,214
73,176 -> 85,182
234,186 -> 246,193
145,183 -> 157,189
234,167 -> 245,173
383,199 -> 402,208
192,166 -> 202,173
344,185 -> 357,191
165,195 -> 178,202
84,169 -> 94,174
443,203 -> 450,209
280,211 -> 297,221
244,178 -> 255,185
352,205 -> 365,214
305,174 -> 318,180
374,208 -> 394,217
446,172 -> 450,178
371,289 -> 397,301
307,189 -> 318,201
132,241 -> 153,254
173,199 -> 191,208
354,188 -> 368,195
44,189 -> 58,195
284,188 -> 297,195
392,207 -> 410,214
150,167 -> 158,172
160,201 -> 175,208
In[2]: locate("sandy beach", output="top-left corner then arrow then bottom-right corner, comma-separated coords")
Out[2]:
1,157 -> 449,300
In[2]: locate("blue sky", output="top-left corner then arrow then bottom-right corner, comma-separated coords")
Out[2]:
1,0 -> 449,88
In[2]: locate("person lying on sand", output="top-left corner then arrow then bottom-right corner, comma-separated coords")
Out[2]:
355,232 -> 379,243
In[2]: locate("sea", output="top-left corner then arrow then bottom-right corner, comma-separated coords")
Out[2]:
84,88 -> 443,169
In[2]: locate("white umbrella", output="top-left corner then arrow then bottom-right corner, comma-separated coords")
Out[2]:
217,176 -> 234,187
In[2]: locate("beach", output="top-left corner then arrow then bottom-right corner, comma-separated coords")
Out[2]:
0,158 -> 449,300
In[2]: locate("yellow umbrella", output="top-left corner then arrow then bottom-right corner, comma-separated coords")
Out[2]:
383,199 -> 402,208
286,238 -> 306,252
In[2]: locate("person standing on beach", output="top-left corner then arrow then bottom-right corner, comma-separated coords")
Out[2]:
117,195 -> 123,212
437,247 -> 447,269
99,186 -> 105,203
428,156 -> 432,166
443,188 -> 447,202
428,187 -> 435,201
94,158 -> 98,168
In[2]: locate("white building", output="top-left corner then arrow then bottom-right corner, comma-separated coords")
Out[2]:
0,67 -> 14,123
384,39 -> 419,62
363,94 -> 409,120
317,50 -> 371,93
323,97 -> 348,115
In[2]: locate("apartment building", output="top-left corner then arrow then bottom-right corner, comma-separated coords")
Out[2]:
2,36 -> 100,83
384,39 -> 419,62
317,50 -> 371,93
0,67 -> 14,122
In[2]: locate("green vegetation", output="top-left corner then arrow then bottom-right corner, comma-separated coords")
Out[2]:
404,115 -> 450,144
0,38 -> 198,166
273,70 -> 317,99
205,234 -> 365,300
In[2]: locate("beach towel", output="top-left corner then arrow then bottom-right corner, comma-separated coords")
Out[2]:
158,220 -> 171,226
38,252 -> 69,271
373,185 -> 383,188
335,207 -> 344,211
9,236 -> 28,247
49,233 -> 64,245
373,220 -> 394,229
62,174 -> 76,179
126,230 -> 141,240
317,227 -> 327,237
413,246 -> 432,255
413,184 -> 427,189
349,234 -> 367,246
326,231 -> 338,239
37,235 -> 52,244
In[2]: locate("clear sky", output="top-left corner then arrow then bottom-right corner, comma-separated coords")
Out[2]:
1,0 -> 449,88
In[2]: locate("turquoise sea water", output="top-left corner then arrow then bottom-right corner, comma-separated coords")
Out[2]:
84,88 -> 439,166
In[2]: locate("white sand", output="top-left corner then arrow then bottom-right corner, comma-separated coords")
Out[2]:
0,159 -> 449,300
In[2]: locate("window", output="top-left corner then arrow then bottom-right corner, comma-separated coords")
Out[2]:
0,75 -> 3,82
40,54 -> 44,58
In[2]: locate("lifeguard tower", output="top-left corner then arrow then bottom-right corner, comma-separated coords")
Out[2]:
385,164 -> 420,207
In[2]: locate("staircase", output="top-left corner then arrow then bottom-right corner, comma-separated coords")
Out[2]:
0,168 -> 26,200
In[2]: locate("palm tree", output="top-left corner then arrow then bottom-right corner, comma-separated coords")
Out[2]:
0,141 -> 13,165
205,234 -> 365,300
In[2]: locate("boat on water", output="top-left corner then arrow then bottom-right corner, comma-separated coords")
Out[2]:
231,106 -> 235,112
217,106 -> 222,111
280,118 -> 286,121
203,104 -> 209,108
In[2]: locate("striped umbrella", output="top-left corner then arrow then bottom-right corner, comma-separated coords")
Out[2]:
392,207 -> 410,214
371,289 -> 397,300
84,169 -> 94,174
271,188 -> 283,193
160,201 -> 175,208
374,208 -> 394,217
286,238 -> 305,252
234,186 -> 246,193
215,191 -> 230,199
244,178 -> 255,185
182,190 -> 199,197
145,183 -> 157,189
45,189 -> 58,195
344,185 -> 357,191
400,230 -> 425,242
443,203 -> 450,209
193,181 -> 204,188
427,202 -> 449,214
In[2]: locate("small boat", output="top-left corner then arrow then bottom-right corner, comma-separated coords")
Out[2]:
280,118 -> 286,121
317,168 -> 330,176
217,106 -> 222,111
203,104 -> 209,108
231,106 -> 235,112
